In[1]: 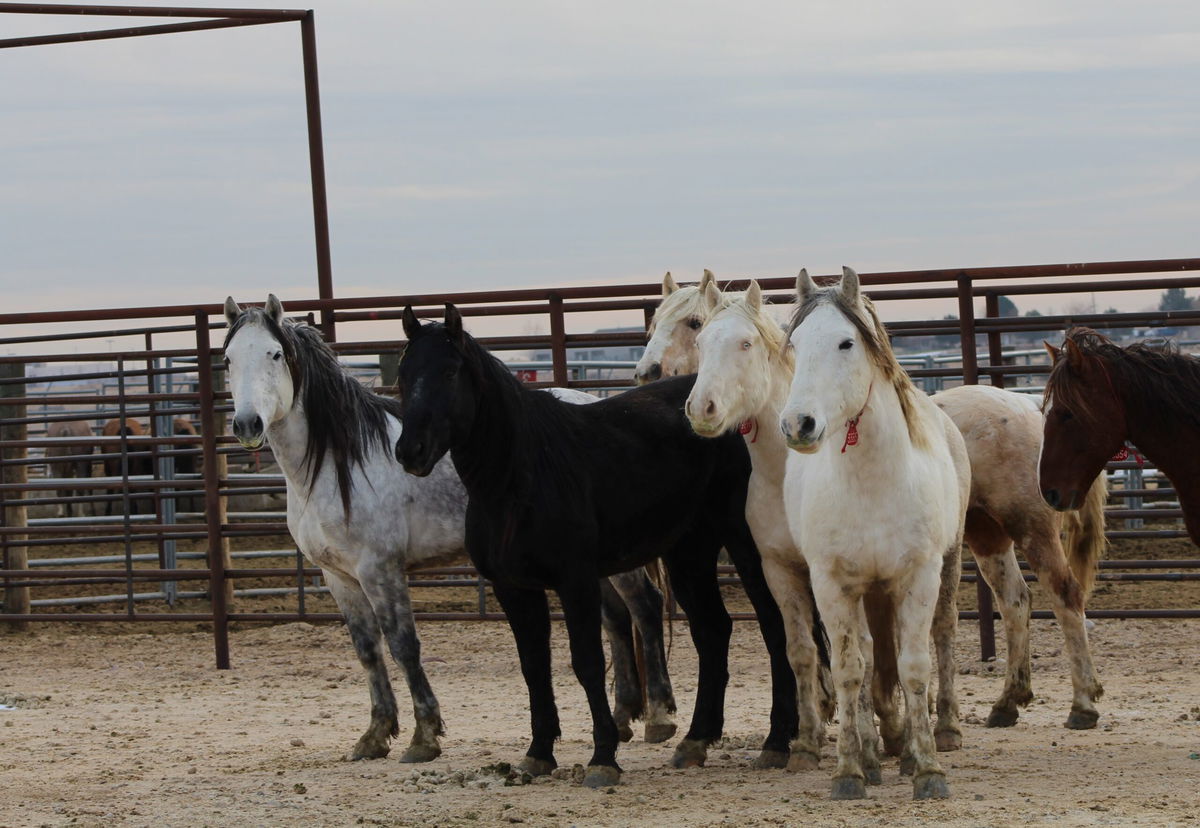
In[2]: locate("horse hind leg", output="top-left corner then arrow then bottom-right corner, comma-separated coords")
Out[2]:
895,571 -> 950,801
607,567 -> 678,744
600,577 -> 641,742
930,538 -> 963,752
324,572 -> 399,761
1021,526 -> 1104,729
361,567 -> 445,763
966,510 -> 1034,728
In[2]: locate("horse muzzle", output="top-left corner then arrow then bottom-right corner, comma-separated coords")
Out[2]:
780,413 -> 822,453
232,414 -> 265,451
634,361 -> 662,385
1041,487 -> 1078,511
395,436 -> 437,477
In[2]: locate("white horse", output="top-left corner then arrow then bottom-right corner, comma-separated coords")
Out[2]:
779,267 -> 971,800
223,295 -> 678,764
649,271 -> 1107,732
634,270 -> 717,385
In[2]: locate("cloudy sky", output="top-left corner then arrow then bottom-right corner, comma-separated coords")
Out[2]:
2,1 -> 1198,323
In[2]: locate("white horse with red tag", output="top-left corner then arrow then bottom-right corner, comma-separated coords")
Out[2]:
779,267 -> 971,800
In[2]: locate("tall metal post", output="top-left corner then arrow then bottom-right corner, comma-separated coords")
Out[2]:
549,295 -> 568,387
301,10 -> 335,342
1,361 -> 29,629
196,312 -> 231,669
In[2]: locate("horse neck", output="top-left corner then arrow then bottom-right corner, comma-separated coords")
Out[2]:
830,373 -> 914,477
743,350 -> 796,481
264,402 -> 315,490
452,371 -> 528,498
1122,389 -> 1200,542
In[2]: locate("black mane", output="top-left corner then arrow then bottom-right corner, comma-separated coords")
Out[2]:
224,308 -> 400,517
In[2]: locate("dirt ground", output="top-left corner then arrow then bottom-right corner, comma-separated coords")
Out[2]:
2,616 -> 1199,828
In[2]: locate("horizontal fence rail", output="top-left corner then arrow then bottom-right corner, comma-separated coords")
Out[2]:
3,257 -> 1200,667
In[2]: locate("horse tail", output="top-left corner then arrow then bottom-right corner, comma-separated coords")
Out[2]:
645,559 -> 674,659
863,584 -> 899,709
1063,471 -> 1108,603
806,577 -> 835,722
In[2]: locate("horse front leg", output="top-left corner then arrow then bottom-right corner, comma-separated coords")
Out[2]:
896,567 -> 950,801
812,581 -> 868,800
1021,527 -> 1104,730
607,566 -> 678,744
359,565 -> 444,762
663,547 -> 732,769
966,510 -> 1033,728
491,582 -> 560,776
324,570 -> 399,760
557,576 -> 623,788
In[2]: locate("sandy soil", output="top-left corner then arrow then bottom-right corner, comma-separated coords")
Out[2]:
2,617 -> 1199,828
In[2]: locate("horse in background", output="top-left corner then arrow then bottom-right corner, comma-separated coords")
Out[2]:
1041,327 -> 1200,544
780,267 -> 970,800
648,270 -> 1108,732
634,270 -> 716,384
396,303 -> 818,787
100,417 -> 153,515
44,419 -> 94,517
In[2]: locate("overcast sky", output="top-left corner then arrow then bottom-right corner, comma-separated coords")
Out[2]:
2,1 -> 1198,324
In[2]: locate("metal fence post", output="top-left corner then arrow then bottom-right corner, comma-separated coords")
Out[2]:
549,294 -> 568,387
196,312 -> 231,669
1,361 -> 29,629
958,276 -> 997,661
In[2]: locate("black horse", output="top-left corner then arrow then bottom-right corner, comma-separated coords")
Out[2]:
395,304 -> 824,787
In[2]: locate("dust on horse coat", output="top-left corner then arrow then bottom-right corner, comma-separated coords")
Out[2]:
395,304 -> 811,787
44,419 -> 94,517
779,267 -> 971,801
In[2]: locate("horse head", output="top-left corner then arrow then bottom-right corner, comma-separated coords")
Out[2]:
686,280 -> 784,437
394,304 -> 474,477
780,267 -> 877,453
1039,330 -> 1126,511
223,294 -> 295,451
634,270 -> 717,384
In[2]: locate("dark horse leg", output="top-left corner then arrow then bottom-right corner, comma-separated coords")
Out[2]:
600,579 -> 641,743
663,538 -> 733,769
491,582 -> 560,776
722,524 -> 803,769
559,575 -> 624,788
607,567 -> 678,743
324,570 -> 399,760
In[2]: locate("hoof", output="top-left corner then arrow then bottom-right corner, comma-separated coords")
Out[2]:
785,751 -> 820,773
1066,708 -> 1099,730
670,739 -> 708,769
986,706 -> 1020,728
346,739 -> 390,761
617,722 -> 634,743
865,765 -> 883,786
644,722 -> 677,744
518,756 -> 557,777
582,765 -> 621,789
831,775 -> 867,800
913,771 -> 950,800
752,749 -> 789,770
899,755 -> 915,777
935,730 -> 963,752
398,743 -> 441,763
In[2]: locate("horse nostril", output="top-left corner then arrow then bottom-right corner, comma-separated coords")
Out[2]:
800,416 -> 816,435
252,415 -> 263,434
646,363 -> 662,382
704,399 -> 716,417
1043,488 -> 1061,509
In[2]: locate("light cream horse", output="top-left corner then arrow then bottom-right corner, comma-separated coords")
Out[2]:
648,271 -> 1108,733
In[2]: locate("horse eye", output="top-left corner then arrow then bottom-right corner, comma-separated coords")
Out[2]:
838,340 -> 853,351
272,352 -> 283,361
688,318 -> 702,330
741,341 -> 752,350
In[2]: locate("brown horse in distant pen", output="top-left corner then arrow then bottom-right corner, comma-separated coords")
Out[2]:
44,419 -> 95,517
1041,327 -> 1200,545
101,417 -> 152,515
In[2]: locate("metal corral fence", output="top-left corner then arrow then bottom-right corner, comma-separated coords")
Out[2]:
3,257 -> 1200,668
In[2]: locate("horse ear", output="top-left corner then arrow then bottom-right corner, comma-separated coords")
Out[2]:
444,303 -> 465,343
1044,341 -> 1062,362
402,306 -> 422,340
1064,337 -> 1085,371
840,267 -> 861,306
699,269 -> 716,292
745,280 -> 763,312
264,294 -> 285,324
662,272 -> 679,297
702,279 -> 722,313
796,268 -> 817,302
224,297 -> 242,327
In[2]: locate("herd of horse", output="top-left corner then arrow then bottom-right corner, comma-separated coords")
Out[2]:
43,415 -> 198,516
220,274 -> 1188,803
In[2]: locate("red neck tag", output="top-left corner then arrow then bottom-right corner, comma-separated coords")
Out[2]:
738,418 -> 758,443
1111,444 -> 1145,465
841,383 -> 872,454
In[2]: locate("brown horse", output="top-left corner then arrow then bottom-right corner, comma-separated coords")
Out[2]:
44,419 -> 94,517
101,417 -> 152,515
1041,326 -> 1200,544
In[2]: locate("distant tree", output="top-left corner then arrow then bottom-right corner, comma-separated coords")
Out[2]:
1024,309 -> 1042,317
1104,307 -> 1133,340
997,296 -> 1019,317
934,313 -> 961,349
1159,287 -> 1195,312
1017,308 -> 1049,345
